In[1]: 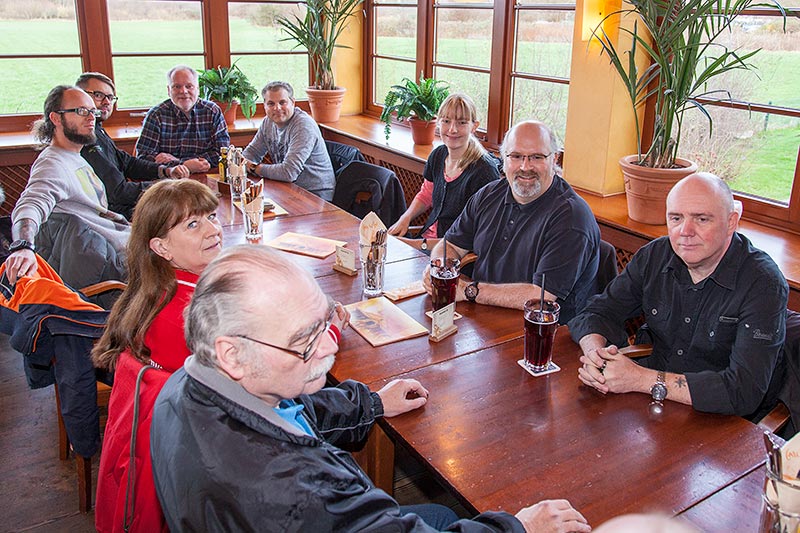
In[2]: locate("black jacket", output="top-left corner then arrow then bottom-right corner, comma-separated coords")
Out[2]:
151,357 -> 524,532
81,123 -> 161,220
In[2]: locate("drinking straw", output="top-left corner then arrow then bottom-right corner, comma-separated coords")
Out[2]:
443,236 -> 448,268
540,273 -> 546,313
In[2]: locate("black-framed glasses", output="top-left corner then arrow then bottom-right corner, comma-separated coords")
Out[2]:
505,152 -> 553,164
86,90 -> 118,103
56,107 -> 102,118
235,304 -> 337,362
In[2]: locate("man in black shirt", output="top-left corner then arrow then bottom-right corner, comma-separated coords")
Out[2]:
75,72 -> 189,220
570,173 -> 788,418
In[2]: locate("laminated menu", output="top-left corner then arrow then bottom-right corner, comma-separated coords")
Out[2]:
345,297 -> 428,347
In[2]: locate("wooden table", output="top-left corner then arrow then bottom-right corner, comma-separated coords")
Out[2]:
678,466 -> 765,531
364,332 -> 766,526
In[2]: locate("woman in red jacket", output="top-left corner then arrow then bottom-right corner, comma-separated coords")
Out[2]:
92,179 -> 222,532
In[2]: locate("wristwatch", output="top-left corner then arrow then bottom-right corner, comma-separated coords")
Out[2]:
8,239 -> 35,254
650,370 -> 668,402
465,281 -> 480,303
420,238 -> 427,251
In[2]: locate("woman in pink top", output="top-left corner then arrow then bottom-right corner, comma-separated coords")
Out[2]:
92,179 -> 222,532
388,93 -> 500,251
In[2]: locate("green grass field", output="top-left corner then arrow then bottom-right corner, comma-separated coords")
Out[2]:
2,17 -> 798,202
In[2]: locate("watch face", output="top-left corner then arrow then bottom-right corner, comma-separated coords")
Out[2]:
651,383 -> 668,402
465,284 -> 478,300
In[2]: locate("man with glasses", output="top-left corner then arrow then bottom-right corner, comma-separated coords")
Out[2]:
422,120 -> 600,323
136,65 -> 230,173
75,72 -> 190,220
5,85 -> 129,287
150,245 -> 589,532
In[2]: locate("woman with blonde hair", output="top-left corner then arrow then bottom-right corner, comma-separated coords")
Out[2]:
388,93 -> 500,250
92,179 -> 222,533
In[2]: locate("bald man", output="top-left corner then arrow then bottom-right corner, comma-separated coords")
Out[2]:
570,173 -> 788,418
423,120 -> 600,323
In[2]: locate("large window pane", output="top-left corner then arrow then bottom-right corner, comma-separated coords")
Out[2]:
113,55 -> 204,109
232,54 -> 310,100
375,58 -> 417,105
699,16 -> 800,110
680,106 -> 800,205
0,58 -> 83,115
375,6 -> 417,57
107,0 -> 203,53
510,78 -> 569,141
515,10 -> 574,78
435,8 -> 493,68
229,2 -> 308,53
0,10 -> 79,54
433,67 -> 489,125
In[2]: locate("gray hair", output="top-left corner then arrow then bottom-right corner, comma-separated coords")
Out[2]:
167,65 -> 198,84
75,72 -> 116,93
262,81 -> 294,100
185,245 -> 305,367
31,85 -> 75,145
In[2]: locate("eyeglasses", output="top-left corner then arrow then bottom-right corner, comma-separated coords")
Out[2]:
235,304 -> 337,362
505,152 -> 553,164
56,107 -> 102,118
86,91 -> 118,103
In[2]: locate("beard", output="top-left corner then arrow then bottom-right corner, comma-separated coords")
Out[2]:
63,121 -> 96,145
510,172 -> 542,199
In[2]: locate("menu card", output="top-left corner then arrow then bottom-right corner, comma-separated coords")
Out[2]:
345,297 -> 428,347
266,232 -> 346,259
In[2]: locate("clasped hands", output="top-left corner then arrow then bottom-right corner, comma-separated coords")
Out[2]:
578,344 -> 642,395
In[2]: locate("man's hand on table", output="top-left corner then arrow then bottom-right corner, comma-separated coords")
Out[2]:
376,379 -> 429,417
578,344 -> 648,395
168,164 -> 191,179
154,152 -> 180,164
183,158 -> 211,174
515,499 -> 591,533
4,249 -> 37,284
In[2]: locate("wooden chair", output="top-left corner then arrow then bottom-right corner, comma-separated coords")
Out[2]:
55,279 -> 126,513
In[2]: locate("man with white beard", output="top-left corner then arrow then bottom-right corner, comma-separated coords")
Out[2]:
422,120 -> 600,323
150,245 -> 590,532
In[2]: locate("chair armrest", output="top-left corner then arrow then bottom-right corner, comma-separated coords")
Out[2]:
80,280 -> 127,297
618,344 -> 653,358
758,402 -> 791,433
460,252 -> 478,268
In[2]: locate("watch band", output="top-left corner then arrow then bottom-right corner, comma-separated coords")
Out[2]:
9,239 -> 35,254
465,281 -> 479,303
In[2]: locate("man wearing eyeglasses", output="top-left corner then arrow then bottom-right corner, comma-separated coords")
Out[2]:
150,245 -> 590,532
135,65 -> 230,173
422,120 -> 601,323
75,72 -> 190,221
6,85 -> 129,287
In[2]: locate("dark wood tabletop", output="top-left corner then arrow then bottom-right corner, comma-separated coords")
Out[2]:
368,332 -> 766,527
678,465 -> 765,531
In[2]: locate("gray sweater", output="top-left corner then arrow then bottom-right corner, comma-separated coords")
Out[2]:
243,108 -> 335,201
12,145 -> 130,254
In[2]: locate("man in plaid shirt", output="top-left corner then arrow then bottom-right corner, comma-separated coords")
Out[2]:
136,65 -> 230,174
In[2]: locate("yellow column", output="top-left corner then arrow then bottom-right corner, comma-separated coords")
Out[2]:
333,10 -> 364,115
563,0 -> 643,196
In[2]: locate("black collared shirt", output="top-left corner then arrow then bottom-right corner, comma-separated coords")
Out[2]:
569,233 -> 788,416
446,176 -> 600,322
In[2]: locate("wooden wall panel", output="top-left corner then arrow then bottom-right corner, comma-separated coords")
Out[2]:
1,165 -> 32,217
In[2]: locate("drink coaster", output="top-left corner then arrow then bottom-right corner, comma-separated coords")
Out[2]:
517,360 -> 561,377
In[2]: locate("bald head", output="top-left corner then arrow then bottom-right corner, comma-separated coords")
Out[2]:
500,120 -> 558,157
668,172 -> 734,217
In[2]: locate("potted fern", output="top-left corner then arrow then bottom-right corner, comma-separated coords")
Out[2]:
380,76 -> 450,145
276,0 -> 363,122
198,61 -> 259,125
593,0 -> 784,224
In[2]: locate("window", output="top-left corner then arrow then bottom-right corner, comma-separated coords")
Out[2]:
677,10 -> 800,226
228,1 -> 310,100
0,0 -> 82,116
368,0 -> 419,112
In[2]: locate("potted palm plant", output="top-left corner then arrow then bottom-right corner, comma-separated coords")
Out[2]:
198,61 -> 259,126
380,76 -> 450,145
593,0 -> 784,224
276,0 -> 363,123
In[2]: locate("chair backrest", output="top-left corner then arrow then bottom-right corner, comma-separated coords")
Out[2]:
595,240 -> 619,295
333,161 -> 407,227
778,309 -> 800,436
325,140 -> 365,178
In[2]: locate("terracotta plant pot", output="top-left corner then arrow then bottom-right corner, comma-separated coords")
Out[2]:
409,117 -> 437,145
620,155 -> 698,225
213,100 -> 239,127
306,87 -> 346,123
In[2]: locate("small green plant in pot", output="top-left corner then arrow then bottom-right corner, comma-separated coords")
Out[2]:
380,76 -> 450,143
198,61 -> 259,121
